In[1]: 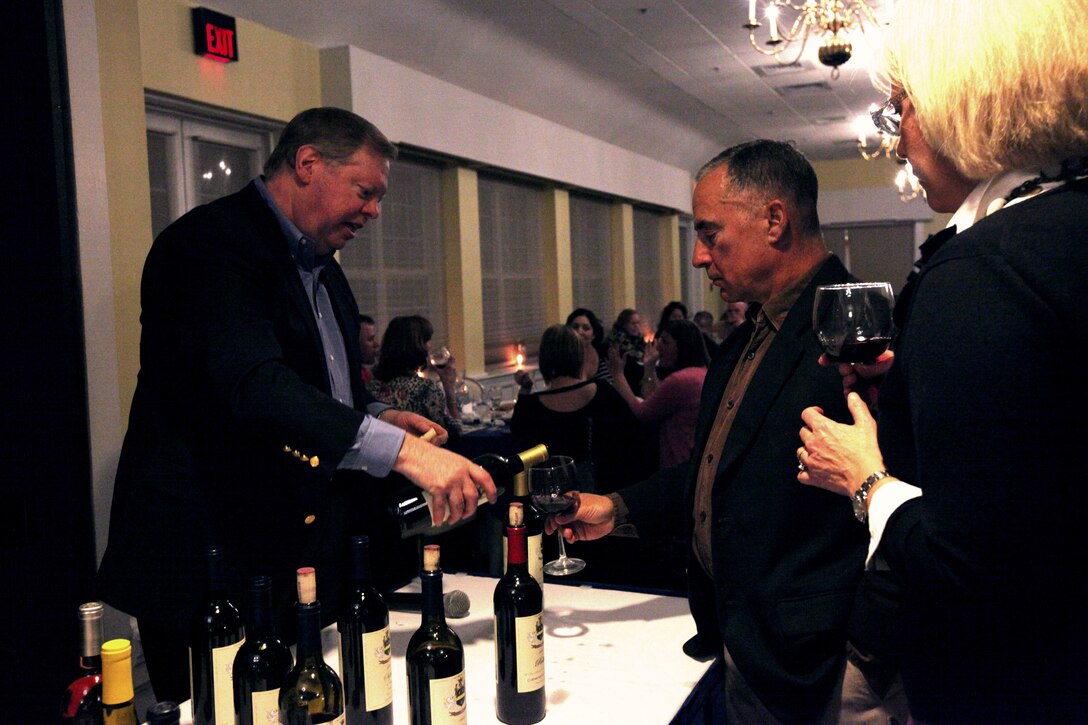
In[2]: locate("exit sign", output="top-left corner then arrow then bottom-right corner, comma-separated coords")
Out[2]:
192,7 -> 238,63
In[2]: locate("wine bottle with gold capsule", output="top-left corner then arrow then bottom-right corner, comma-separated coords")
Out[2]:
100,639 -> 138,725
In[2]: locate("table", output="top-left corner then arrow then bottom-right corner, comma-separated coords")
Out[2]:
168,573 -> 714,724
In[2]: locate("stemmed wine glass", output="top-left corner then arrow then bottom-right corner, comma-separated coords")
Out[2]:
528,456 -> 586,576
813,283 -> 895,363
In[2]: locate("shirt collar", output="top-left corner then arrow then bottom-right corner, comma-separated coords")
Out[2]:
254,176 -> 335,272
946,164 -> 1071,234
750,253 -> 830,334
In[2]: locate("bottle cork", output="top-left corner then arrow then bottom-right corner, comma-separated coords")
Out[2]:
422,544 -> 441,572
508,502 -> 524,527
296,566 -> 317,604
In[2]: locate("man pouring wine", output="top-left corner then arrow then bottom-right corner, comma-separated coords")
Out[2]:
549,140 -> 908,723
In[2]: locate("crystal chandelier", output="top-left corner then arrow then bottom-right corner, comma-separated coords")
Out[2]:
744,0 -> 881,79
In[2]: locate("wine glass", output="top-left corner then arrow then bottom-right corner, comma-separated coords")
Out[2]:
813,283 -> 895,363
427,344 -> 451,368
528,456 -> 586,576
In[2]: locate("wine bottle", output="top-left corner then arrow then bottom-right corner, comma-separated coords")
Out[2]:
190,545 -> 246,725
146,701 -> 181,725
339,536 -> 393,725
406,545 -> 467,725
390,444 -> 550,538
494,504 -> 546,724
61,601 -> 104,725
280,567 -> 345,725
100,639 -> 138,725
502,470 -> 544,585
233,575 -> 293,725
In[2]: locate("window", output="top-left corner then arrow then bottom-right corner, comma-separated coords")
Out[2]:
478,175 -> 546,365
145,100 -> 275,239
339,157 -> 447,344
633,207 -> 666,318
569,194 -> 613,324
823,221 -> 916,294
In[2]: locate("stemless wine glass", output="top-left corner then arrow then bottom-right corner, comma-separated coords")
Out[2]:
427,344 -> 451,368
813,282 -> 895,364
528,456 -> 586,576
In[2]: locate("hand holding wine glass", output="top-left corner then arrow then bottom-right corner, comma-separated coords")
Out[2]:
529,456 -> 586,576
813,283 -> 895,364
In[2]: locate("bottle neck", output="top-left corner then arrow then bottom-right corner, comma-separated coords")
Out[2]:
350,543 -> 373,587
420,570 -> 446,626
506,525 -> 528,567
247,584 -> 275,637
80,654 -> 102,674
295,602 -> 325,663
101,645 -> 134,706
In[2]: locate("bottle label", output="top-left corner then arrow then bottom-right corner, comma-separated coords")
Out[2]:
515,613 -> 545,693
250,687 -> 280,724
363,627 -> 393,710
428,670 -> 468,724
213,639 -> 245,723
528,533 -> 543,586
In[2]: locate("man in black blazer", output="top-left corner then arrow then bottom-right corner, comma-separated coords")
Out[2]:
96,108 -> 495,702
552,141 -> 905,723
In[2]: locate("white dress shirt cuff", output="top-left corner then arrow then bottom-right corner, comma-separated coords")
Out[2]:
337,414 -> 405,477
865,478 -> 922,570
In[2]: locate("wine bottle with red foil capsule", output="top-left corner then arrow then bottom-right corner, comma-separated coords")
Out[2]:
339,535 -> 393,724
190,545 -> 246,725
100,639 -> 138,725
61,601 -> 105,725
494,503 -> 546,724
233,575 -> 293,725
280,567 -> 345,724
406,545 -> 467,725
502,469 -> 545,585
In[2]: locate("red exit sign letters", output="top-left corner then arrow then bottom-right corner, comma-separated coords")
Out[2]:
192,8 -> 238,63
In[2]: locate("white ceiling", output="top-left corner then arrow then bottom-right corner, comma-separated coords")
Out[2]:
206,0 -> 894,174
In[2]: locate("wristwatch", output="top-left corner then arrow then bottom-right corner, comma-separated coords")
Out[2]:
853,470 -> 889,523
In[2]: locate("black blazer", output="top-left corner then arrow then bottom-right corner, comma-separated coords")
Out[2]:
97,181 -> 390,627
876,179 -> 1088,723
623,256 -> 880,724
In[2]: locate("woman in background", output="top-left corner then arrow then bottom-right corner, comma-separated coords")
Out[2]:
367,315 -> 461,439
566,308 -> 610,382
609,319 -> 708,469
607,308 -> 648,395
512,325 -> 648,493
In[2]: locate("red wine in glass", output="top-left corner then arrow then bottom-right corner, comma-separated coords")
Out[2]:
813,283 -> 895,364
530,492 -> 577,516
528,456 -> 585,576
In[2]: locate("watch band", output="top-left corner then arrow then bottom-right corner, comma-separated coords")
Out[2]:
853,470 -> 889,523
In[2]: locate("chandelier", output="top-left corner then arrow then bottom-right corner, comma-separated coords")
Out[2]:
744,0 -> 881,79
895,161 -> 922,202
854,111 -> 922,202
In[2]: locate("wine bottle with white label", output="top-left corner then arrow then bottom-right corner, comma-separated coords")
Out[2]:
339,535 -> 393,725
232,576 -> 293,725
406,545 -> 467,725
390,444 -> 549,538
494,503 -> 546,724
190,545 -> 245,725
280,567 -> 345,725
502,470 -> 544,585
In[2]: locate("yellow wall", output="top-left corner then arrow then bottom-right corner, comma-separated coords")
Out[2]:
137,0 -> 321,120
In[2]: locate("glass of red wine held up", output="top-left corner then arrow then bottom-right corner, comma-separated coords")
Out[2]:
529,456 -> 586,576
813,282 -> 895,364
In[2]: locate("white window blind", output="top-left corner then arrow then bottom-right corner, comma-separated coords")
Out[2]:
634,207 -> 665,317
339,157 -> 448,344
570,194 -> 614,324
478,175 -> 546,365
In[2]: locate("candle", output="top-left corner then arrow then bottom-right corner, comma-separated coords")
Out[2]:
516,353 -> 524,369
767,6 -> 781,41
748,0 -> 758,25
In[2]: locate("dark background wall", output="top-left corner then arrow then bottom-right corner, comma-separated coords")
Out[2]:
1,2 -> 98,722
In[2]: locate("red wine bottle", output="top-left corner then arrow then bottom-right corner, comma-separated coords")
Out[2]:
100,639 -> 138,725
502,469 -> 544,585
339,536 -> 393,725
406,545 -> 467,725
494,504 -> 546,724
280,567 -> 345,725
233,576 -> 293,725
190,545 -> 245,725
390,444 -> 549,538
61,601 -> 105,725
